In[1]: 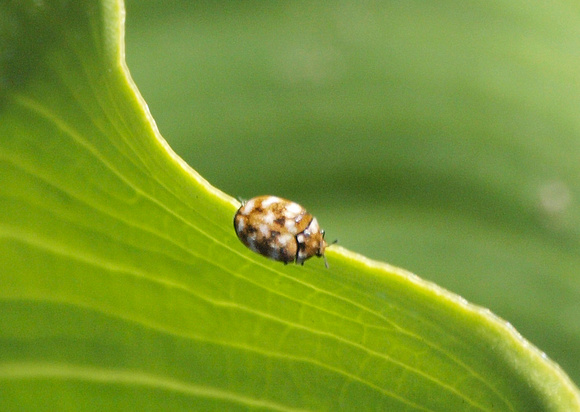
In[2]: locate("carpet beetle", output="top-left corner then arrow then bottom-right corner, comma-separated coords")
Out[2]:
234,195 -> 330,267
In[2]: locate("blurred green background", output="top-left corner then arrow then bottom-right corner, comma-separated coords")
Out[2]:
124,0 -> 580,385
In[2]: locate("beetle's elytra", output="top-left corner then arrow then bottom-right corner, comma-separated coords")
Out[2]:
234,196 -> 329,267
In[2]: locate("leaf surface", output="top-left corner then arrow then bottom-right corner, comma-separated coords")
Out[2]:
0,1 -> 578,410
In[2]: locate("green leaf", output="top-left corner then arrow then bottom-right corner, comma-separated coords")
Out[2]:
125,0 -> 580,388
125,0 -> 580,393
1,0 -> 579,411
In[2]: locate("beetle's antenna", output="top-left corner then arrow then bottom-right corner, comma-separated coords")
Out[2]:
323,239 -> 337,268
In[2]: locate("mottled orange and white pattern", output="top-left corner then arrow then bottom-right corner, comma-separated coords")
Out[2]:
234,195 -> 329,267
